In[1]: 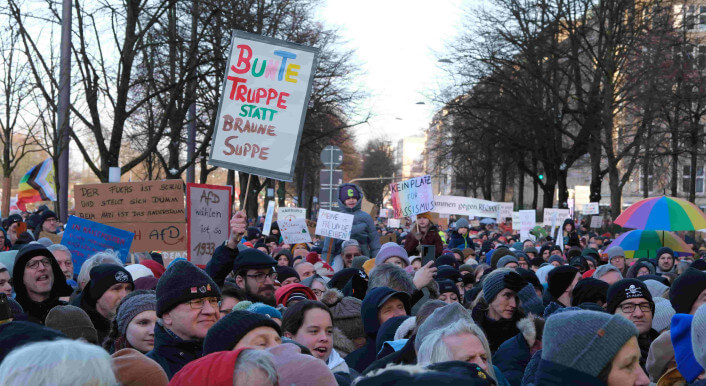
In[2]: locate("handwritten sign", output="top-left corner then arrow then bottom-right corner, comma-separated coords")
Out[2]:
389,175 -> 435,218
280,218 -> 312,244
519,210 -> 536,241
498,202 -> 513,220
378,208 -> 391,219
433,196 -> 500,218
511,212 -> 520,231
61,216 -> 134,274
278,207 -> 307,222
187,183 -> 231,266
208,30 -> 319,181
315,209 -> 354,240
543,209 -> 571,226
583,202 -> 600,215
590,215 -> 603,228
388,218 -> 401,228
262,201 -> 276,236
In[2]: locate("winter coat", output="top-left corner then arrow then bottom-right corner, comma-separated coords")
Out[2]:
494,316 -> 544,386
533,359 -> 605,385
448,231 -> 473,250
638,328 -> 660,371
403,223 -> 444,258
12,244 -> 72,324
76,292 -> 111,345
205,243 -> 238,287
521,350 -> 542,386
471,302 -> 523,354
146,322 -> 204,379
322,184 -> 381,261
362,334 -> 417,375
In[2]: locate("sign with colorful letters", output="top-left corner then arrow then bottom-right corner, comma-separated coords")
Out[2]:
389,175 -> 435,218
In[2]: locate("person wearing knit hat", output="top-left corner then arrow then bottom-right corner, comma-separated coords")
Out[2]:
642,279 -> 669,299
651,297 -> 675,333
436,279 -> 461,304
247,302 -> 282,324
267,343 -> 338,386
102,290 -> 157,353
33,210 -> 59,240
203,310 -> 281,354
45,305 -> 99,344
547,255 -> 564,267
111,348 -> 168,386
332,239 -> 362,272
78,264 -> 134,344
671,314 -> 704,383
571,277 -> 609,308
655,247 -> 676,274
490,248 -> 516,269
274,249 -> 293,267
170,347 -> 278,386
125,263 -> 154,281
606,246 -> 627,275
692,304 -> 706,372
320,288 -> 366,353
536,310 -> 648,384
231,248 -> 278,306
497,255 -> 519,269
670,267 -> 706,315
449,217 -> 472,249
546,265 -> 579,307
139,259 -> 165,278
403,212 -> 443,259
593,263 -> 623,286
147,259 -> 221,379
374,242 -> 410,268
275,265 -> 300,286
274,283 -> 317,307
436,253 -> 459,269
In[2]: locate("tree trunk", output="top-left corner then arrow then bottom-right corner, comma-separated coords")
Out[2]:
589,139 -> 603,202
557,169 -> 569,209
608,161 -> 622,219
517,169 -> 525,209
499,164 -> 507,202
690,126 -> 698,203
2,176 -> 10,217
671,122 -> 679,196
277,180 -> 286,207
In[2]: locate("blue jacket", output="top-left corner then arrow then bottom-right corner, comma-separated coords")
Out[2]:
495,332 -> 531,385
448,231 -> 472,250
521,350 -> 541,386
146,323 -> 204,379
322,184 -> 380,261
533,359 -> 605,385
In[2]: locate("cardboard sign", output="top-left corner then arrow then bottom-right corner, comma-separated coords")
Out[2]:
583,202 -> 600,215
208,30 -> 319,181
280,218 -> 312,244
519,210 -> 536,241
186,183 -> 231,266
61,216 -> 134,274
113,222 -> 187,250
389,175 -> 435,218
278,207 -> 307,222
590,215 -> 604,228
315,209 -> 354,240
498,202 -> 513,220
262,201 -> 276,236
543,209 -> 571,226
433,196 -> 500,218
380,233 -> 396,244
388,218 -> 401,228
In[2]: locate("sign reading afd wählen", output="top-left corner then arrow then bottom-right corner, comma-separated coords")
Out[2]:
208,30 -> 319,181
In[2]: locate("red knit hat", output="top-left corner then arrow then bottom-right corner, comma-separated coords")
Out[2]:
170,348 -> 247,385
274,283 -> 317,306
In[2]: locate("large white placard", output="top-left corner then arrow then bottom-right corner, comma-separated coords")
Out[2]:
433,196 -> 500,218
388,218 -> 401,228
278,207 -> 307,222
280,218 -> 312,244
315,209 -> 354,240
543,208 -> 571,225
498,202 -> 513,220
583,202 -> 600,215
187,184 -> 231,266
590,215 -> 604,228
208,31 -> 319,181
262,201 -> 275,236
519,210 -> 536,241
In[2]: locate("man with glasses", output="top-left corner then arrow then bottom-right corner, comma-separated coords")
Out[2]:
607,278 -> 658,370
33,210 -> 61,240
147,259 -> 221,379
11,244 -> 73,324
233,249 -> 278,306
332,239 -> 362,271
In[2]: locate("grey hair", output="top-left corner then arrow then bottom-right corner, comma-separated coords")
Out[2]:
0,339 -> 117,385
369,263 -> 416,294
47,244 -> 72,257
417,320 -> 495,380
77,249 -> 124,290
233,348 -> 278,385
592,264 -> 623,280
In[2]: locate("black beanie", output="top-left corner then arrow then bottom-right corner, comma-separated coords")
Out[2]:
436,254 -> 458,269
436,279 -> 460,298
203,310 -> 281,354
156,260 -> 221,317
547,265 -> 579,299
86,265 -> 134,305
40,210 -> 57,226
275,266 -> 299,283
436,265 -> 462,283
607,279 -> 654,314
669,267 -> 706,314
571,278 -> 609,307
246,227 -> 262,241
232,248 -> 277,274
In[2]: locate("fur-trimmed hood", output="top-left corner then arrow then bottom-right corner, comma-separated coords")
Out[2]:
516,314 -> 545,347
321,288 -> 344,308
333,327 -> 357,357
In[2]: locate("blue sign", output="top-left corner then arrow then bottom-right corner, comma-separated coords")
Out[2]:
61,216 -> 134,275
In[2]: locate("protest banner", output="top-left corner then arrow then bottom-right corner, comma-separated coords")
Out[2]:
280,218 -> 312,244
543,208 -> 571,225
583,202 -> 600,215
61,216 -> 134,274
315,209 -> 354,240
208,30 -> 319,181
278,207 -> 307,222
262,201 -> 276,236
519,210 -> 536,241
590,215 -> 604,228
388,218 -> 401,228
433,195 -> 500,218
186,183 -> 232,266
389,175 -> 435,218
74,180 -> 186,251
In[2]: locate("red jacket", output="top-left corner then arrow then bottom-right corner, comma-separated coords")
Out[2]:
403,223 -> 444,258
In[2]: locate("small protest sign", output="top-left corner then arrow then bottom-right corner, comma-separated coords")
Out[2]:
583,202 -> 600,215
315,209 -> 354,240
388,218 -> 401,228
512,212 -> 520,231
208,30 -> 319,181
187,183 -> 232,266
380,234 -> 396,244
278,207 -> 307,222
389,175 -> 435,218
543,209 -> 571,225
590,215 -> 603,228
498,202 -> 513,220
378,208 -> 390,219
519,210 -> 536,241
280,218 -> 312,244
61,216 -> 134,275
263,201 -> 276,236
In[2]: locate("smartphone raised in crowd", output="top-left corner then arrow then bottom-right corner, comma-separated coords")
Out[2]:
421,245 -> 436,266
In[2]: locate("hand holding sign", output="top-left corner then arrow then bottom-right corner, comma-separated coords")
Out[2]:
228,211 -> 248,249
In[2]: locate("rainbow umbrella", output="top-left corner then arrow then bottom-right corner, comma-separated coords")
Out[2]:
606,230 -> 694,259
615,196 -> 706,231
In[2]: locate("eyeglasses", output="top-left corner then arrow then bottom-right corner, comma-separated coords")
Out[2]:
246,272 -> 277,282
45,218 -> 58,223
188,297 -> 219,310
312,289 -> 325,297
26,258 -> 52,270
343,253 -> 356,258
619,303 -> 651,314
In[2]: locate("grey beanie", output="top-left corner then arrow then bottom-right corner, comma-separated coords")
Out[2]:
606,247 -> 625,262
542,310 -> 638,377
592,264 -> 623,280
497,255 -> 519,269
342,239 -> 360,250
652,297 -> 675,333
692,304 -> 706,369
482,268 -> 512,303
352,256 -> 368,270
116,292 -> 157,335
415,302 -> 473,351
643,279 -> 669,299
455,218 -> 470,229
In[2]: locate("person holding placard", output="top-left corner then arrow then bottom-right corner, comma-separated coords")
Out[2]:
403,213 -> 443,259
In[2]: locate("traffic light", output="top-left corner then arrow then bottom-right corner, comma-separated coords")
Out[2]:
538,173 -> 544,180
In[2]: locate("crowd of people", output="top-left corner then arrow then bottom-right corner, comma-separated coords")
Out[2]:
1,186 -> 706,385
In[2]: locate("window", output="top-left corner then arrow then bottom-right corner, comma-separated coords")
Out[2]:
683,165 -> 705,194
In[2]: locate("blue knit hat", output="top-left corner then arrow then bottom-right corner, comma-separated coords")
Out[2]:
671,314 -> 704,382
156,260 -> 221,317
542,310 -> 638,377
247,302 -> 282,320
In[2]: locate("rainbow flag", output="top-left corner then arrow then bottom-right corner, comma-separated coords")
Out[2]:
17,159 -> 56,211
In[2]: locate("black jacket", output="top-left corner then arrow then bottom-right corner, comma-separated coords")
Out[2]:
362,335 -> 417,374
533,359 -> 605,386
205,244 -> 239,287
146,322 -> 204,379
76,292 -> 111,345
471,303 -> 522,354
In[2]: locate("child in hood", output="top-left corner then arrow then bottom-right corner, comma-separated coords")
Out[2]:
322,184 -> 380,263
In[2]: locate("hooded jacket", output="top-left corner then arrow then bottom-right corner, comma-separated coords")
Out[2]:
169,347 -> 246,385
146,322 -> 204,380
448,230 -> 473,250
494,316 -> 544,386
322,184 -> 380,262
532,359 -> 605,386
12,244 -> 72,324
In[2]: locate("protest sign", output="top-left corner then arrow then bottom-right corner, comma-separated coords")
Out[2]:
280,218 -> 312,244
262,201 -> 276,236
583,202 -> 600,215
186,183 -> 232,266
380,233 -> 396,244
543,208 -> 571,225
278,207 -> 307,222
590,215 -> 604,228
389,175 -> 435,218
61,216 -> 134,275
519,210 -> 536,241
208,30 -> 319,181
498,202 -> 513,220
315,209 -> 354,240
378,208 -> 391,218
512,212 -> 520,231
433,196 -> 500,218
388,218 -> 401,228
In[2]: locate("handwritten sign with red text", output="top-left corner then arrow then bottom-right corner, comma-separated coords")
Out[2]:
187,183 -> 232,266
208,31 -> 319,181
